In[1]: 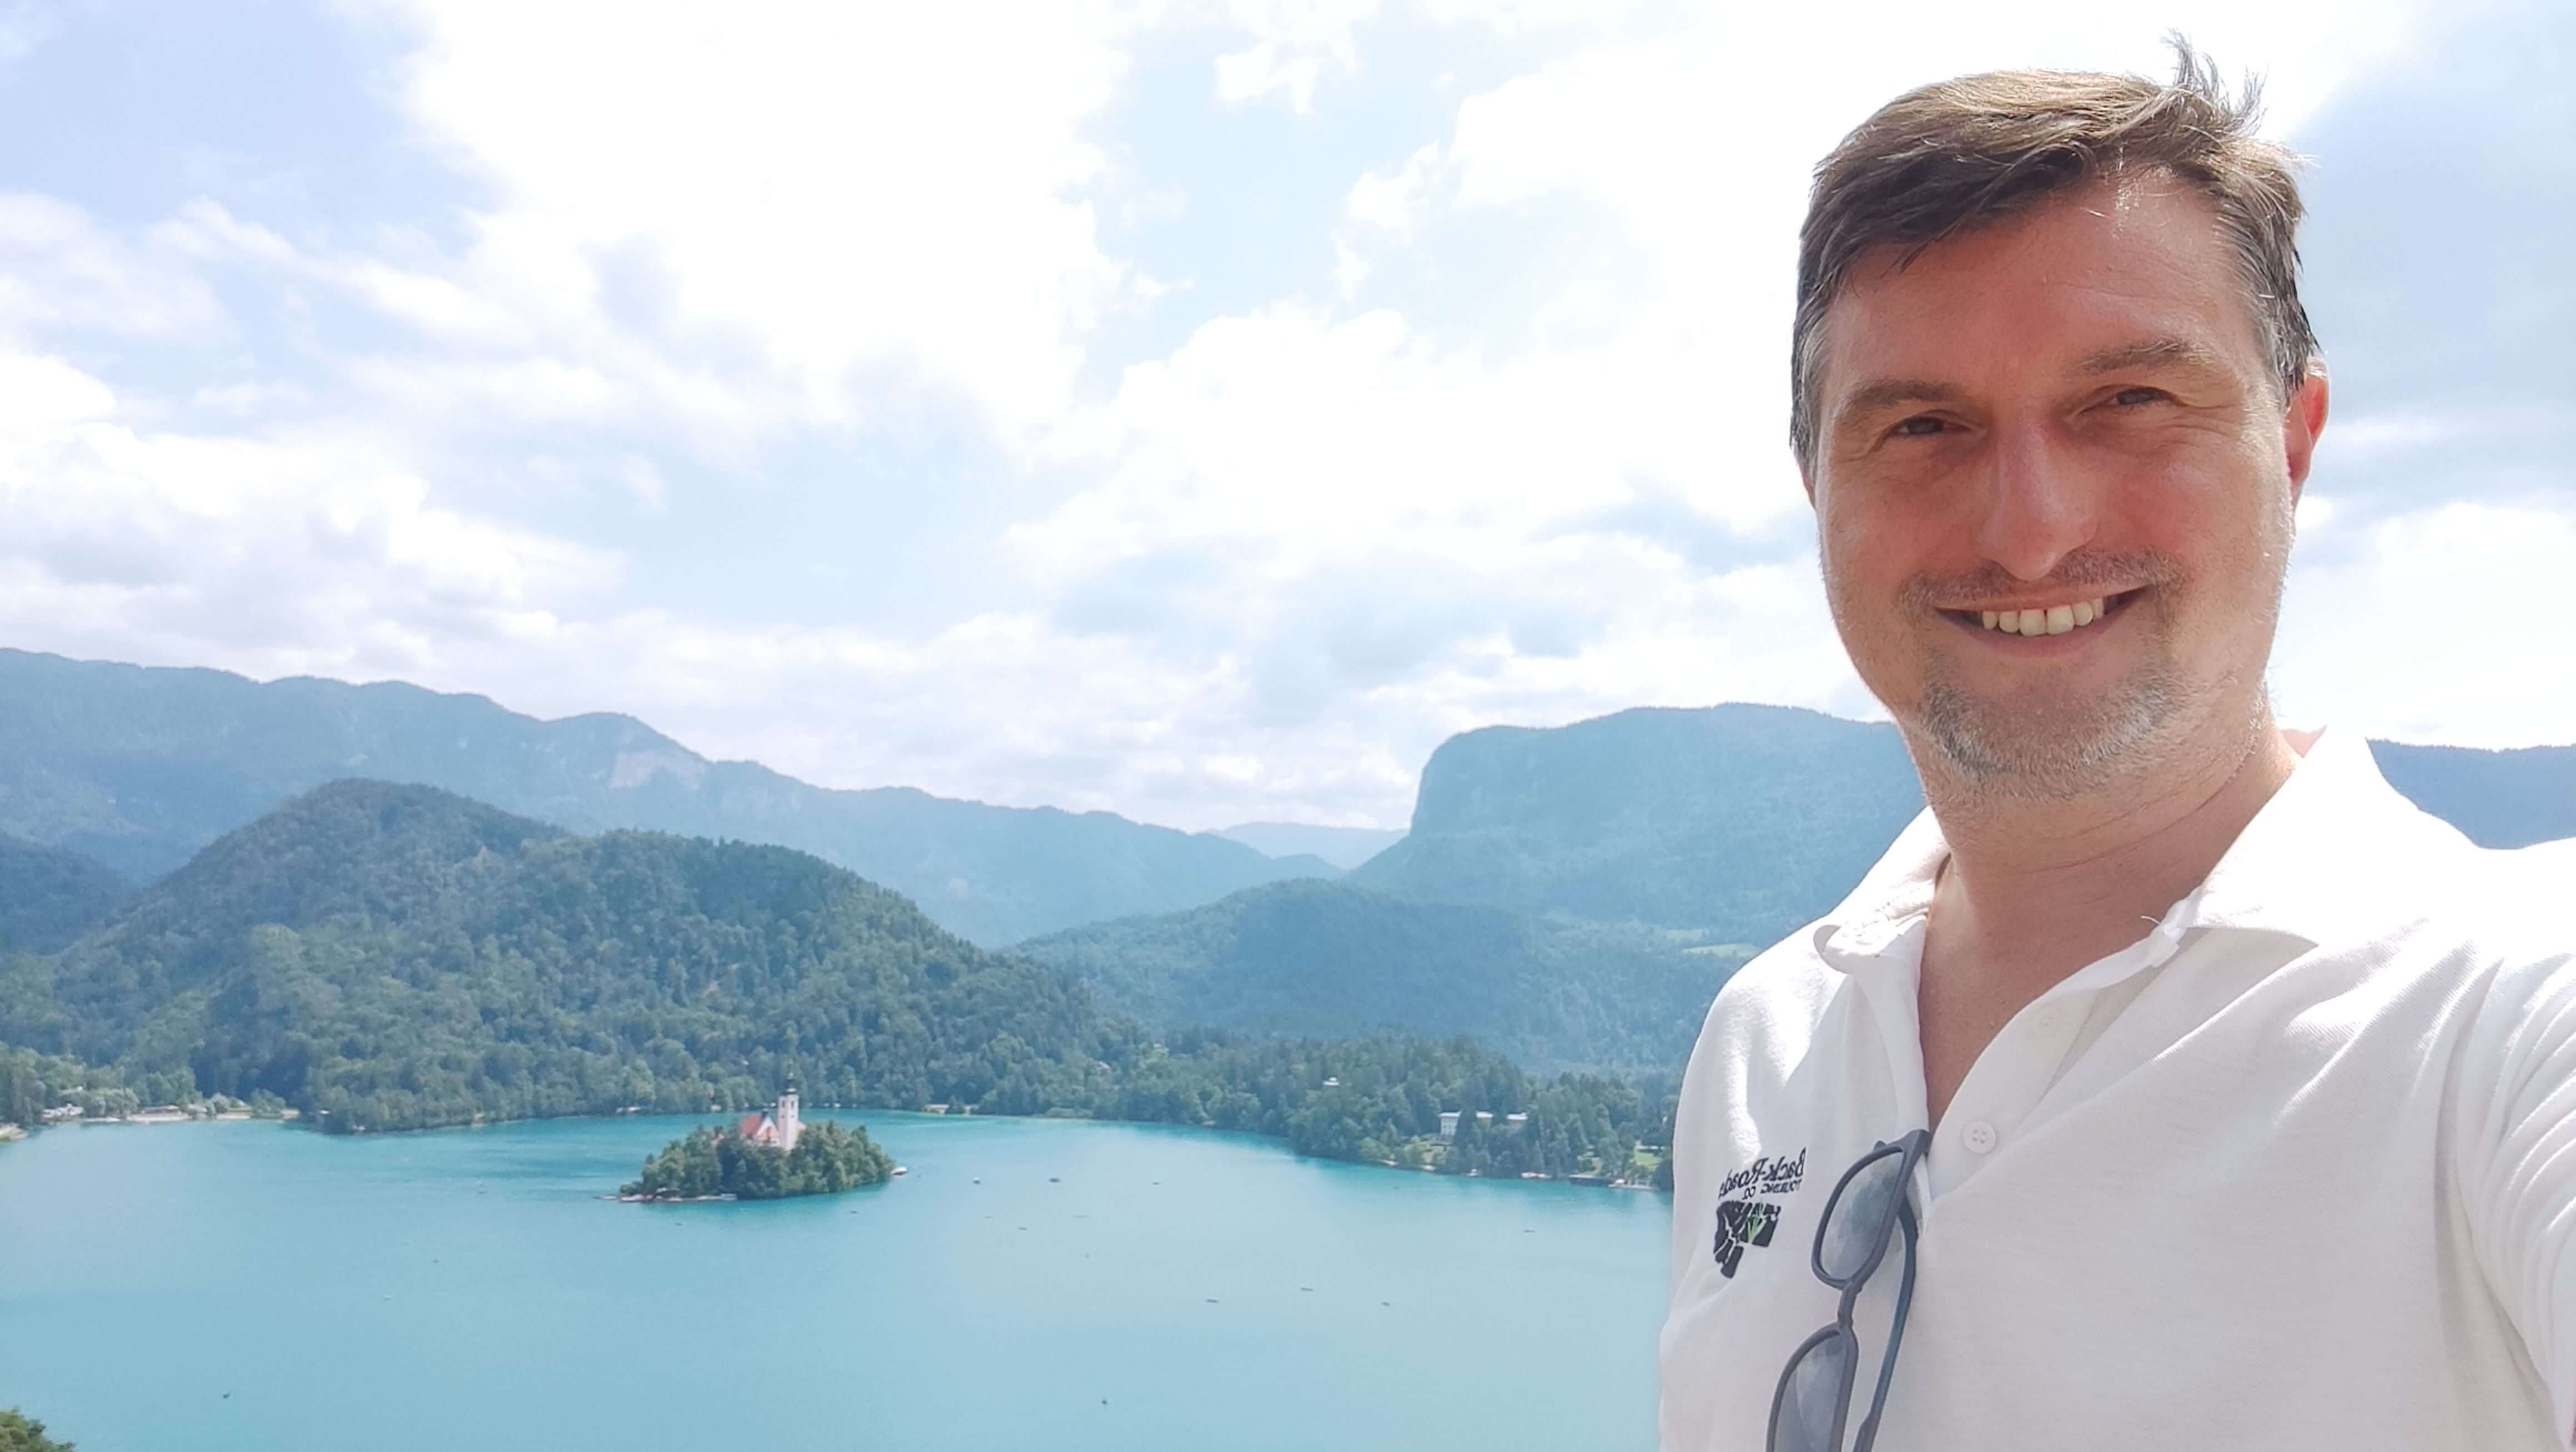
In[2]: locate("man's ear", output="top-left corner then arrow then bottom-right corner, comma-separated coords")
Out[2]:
2282,362 -> 2330,507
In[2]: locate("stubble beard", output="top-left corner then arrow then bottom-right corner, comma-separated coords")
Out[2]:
1893,552 -> 2196,801
1915,636 -> 2186,800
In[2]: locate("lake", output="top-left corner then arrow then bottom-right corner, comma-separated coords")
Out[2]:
0,1112 -> 1670,1450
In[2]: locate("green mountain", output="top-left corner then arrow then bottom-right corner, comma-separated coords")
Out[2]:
0,648 -> 1329,946
0,781 -> 1671,1179
0,836 -> 129,955
0,779 -> 1118,1130
1350,705 -> 1926,943
1016,878 -> 1745,1075
1351,705 -> 2576,942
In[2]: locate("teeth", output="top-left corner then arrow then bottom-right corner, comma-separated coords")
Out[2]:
1979,594 -> 2116,635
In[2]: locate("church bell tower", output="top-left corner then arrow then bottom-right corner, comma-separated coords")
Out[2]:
775,1078 -> 801,1153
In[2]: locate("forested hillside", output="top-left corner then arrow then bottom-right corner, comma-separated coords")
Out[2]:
1,780 -> 1120,1129
1017,878 -> 1744,1073
0,836 -> 128,954
0,648 -> 1329,945
0,782 -> 1667,1179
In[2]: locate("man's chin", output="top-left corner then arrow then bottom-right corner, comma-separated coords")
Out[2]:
1910,683 -> 2179,799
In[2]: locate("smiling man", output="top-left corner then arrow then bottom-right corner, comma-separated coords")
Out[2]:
1657,49 -> 2575,1452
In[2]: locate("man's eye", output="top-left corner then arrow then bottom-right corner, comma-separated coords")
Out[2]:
2110,386 -> 2166,407
1891,416 -> 1946,437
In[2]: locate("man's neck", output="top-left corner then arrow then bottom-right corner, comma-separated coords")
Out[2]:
1922,712 -> 2299,975
1908,710 -> 2300,1125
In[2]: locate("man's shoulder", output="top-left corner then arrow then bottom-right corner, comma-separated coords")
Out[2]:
2441,840 -> 2575,1001
1685,921 -> 1849,1072
2262,758 -> 2566,967
2364,835 -> 2570,965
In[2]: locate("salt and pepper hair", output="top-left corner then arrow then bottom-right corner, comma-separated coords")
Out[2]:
1789,39 -> 2321,471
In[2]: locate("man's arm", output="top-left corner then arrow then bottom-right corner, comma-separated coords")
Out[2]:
2456,939 -> 2576,1445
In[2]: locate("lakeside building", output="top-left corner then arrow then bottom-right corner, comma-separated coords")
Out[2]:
1435,1110 -> 1528,1142
1437,1110 -> 1498,1142
736,1082 -> 802,1152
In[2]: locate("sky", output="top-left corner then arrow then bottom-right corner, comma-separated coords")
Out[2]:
1,0 -> 2568,833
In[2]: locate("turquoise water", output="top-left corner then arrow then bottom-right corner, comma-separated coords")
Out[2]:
0,1113 -> 1669,1450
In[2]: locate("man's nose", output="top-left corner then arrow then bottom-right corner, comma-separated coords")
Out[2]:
1973,425 -> 2096,581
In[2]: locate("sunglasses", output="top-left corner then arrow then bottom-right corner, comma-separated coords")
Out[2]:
1765,1128 -> 1931,1452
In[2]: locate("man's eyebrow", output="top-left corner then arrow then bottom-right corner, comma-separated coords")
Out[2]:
2076,337 -> 2227,375
1833,378 -> 1966,425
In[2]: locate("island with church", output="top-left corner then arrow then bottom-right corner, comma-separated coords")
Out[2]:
617,1083 -> 897,1202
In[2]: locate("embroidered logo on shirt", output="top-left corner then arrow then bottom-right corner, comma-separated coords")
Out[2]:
1712,1148 -> 1805,1278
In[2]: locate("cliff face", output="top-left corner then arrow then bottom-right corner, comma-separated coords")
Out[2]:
1351,704 -> 1925,941
1352,705 -> 2575,940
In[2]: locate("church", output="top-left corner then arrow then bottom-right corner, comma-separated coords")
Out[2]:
735,1082 -> 802,1153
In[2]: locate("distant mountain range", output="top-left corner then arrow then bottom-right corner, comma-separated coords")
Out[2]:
1017,878 -> 1742,1074
5,649 -> 2567,1044
0,649 -> 1330,947
1215,822 -> 1406,871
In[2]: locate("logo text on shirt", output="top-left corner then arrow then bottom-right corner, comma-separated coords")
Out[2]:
1712,1147 -> 1805,1278
1716,1148 -> 1807,1201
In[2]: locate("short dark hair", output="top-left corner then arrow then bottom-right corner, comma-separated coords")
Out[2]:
1789,41 -> 2318,470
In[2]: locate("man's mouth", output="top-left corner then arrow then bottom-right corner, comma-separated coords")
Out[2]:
1941,588 -> 2145,638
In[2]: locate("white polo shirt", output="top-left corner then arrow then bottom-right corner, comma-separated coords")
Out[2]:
1658,727 -> 2576,1451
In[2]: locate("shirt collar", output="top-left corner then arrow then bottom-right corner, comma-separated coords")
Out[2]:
1809,725 -> 2466,974
2186,725 -> 2471,943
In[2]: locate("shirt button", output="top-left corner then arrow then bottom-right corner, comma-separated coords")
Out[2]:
1961,1121 -> 1998,1154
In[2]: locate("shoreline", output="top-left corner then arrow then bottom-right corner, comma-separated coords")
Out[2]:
8,1103 -> 1668,1194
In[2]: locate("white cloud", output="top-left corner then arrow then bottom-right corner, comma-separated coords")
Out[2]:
3,0 -> 2561,839
0,194 -> 230,339
1214,42 -> 1329,110
0,352 -> 117,431
2275,500 -> 2576,747
0,349 -> 618,674
1209,0 -> 1378,111
366,0 -> 1145,448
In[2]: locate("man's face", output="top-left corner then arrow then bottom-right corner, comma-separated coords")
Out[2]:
1805,174 -> 2327,798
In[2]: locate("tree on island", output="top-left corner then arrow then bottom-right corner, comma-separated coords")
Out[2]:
0,1409 -> 74,1452
622,1120 -> 893,1201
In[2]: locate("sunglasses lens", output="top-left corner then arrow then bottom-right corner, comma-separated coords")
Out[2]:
1818,1150 -> 1905,1282
1770,1328 -> 1854,1452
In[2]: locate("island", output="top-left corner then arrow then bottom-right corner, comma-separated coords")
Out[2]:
619,1085 -> 895,1202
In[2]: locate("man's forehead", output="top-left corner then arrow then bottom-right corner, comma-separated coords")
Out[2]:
1813,178 -> 2255,396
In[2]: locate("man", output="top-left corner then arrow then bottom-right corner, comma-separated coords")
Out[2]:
1657,48 -> 2574,1452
